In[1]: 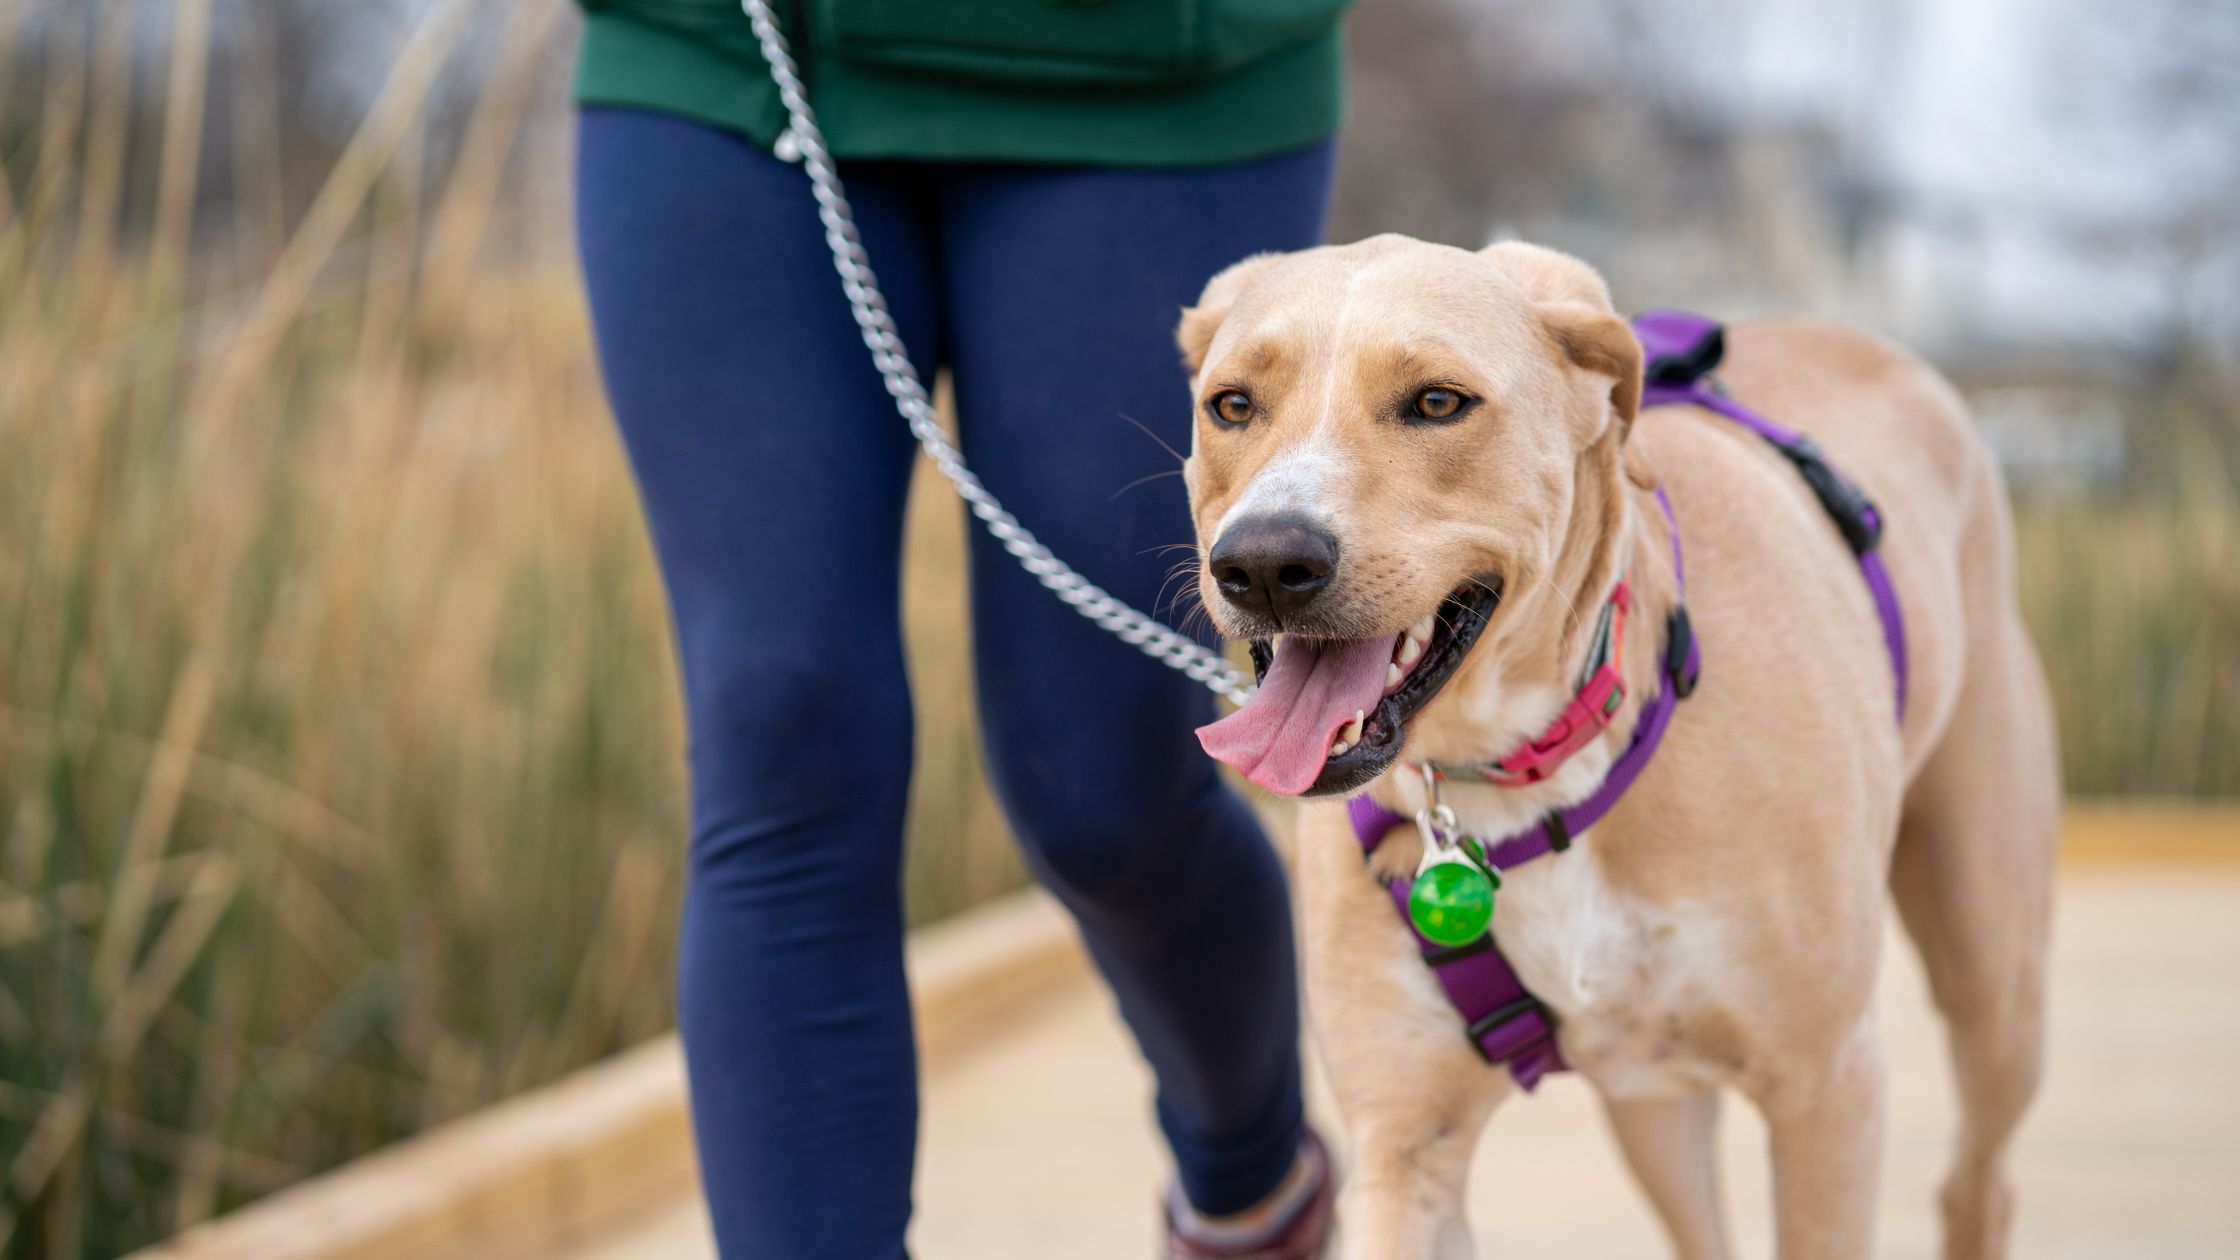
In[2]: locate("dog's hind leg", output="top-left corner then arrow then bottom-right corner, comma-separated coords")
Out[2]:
1891,607 -> 2059,1260
1602,1090 -> 1732,1260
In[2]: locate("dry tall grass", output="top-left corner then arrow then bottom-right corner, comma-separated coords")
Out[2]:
2012,405 -> 2240,797
0,2 -> 2232,1257
0,5 -> 1020,1254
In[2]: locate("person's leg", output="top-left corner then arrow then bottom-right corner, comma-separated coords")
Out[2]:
576,107 -> 939,1260
937,141 -> 1337,1216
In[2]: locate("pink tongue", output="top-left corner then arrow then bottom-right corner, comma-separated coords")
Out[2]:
1196,635 -> 1400,796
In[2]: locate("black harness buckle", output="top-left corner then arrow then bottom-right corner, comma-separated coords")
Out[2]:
1774,435 -> 1884,556
1541,810 -> 1572,853
1663,606 -> 1699,698
1644,323 -> 1726,387
1465,998 -> 1549,1061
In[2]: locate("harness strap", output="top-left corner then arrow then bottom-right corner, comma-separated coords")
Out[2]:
1349,794 -> 1563,1088
1347,309 -> 1909,1091
1347,486 -> 1700,1089
1635,310 -> 1909,720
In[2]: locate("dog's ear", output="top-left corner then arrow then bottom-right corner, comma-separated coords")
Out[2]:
1482,241 -> 1641,437
1178,252 -> 1284,374
1539,301 -> 1642,436
1481,240 -> 1614,308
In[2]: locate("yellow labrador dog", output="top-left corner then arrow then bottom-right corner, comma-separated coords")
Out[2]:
1180,236 -> 2058,1260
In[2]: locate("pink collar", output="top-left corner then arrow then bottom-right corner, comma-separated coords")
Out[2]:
1426,577 -> 1636,788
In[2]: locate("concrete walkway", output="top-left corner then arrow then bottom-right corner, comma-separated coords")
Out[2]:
573,865 -> 2240,1259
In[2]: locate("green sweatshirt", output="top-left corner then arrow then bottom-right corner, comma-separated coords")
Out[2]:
573,0 -> 1349,167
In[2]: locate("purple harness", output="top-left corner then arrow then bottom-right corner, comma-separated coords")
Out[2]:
1346,310 -> 1909,1090
1635,311 -> 1910,717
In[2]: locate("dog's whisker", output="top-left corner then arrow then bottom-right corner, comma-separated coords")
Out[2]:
1179,601 -> 1222,642
1169,578 -> 1217,634
1109,468 -> 1184,501
1113,412 -> 1187,467
1157,553 -> 1209,610
1546,577 -> 1585,641
1154,564 -> 1202,620
1167,591 -> 1203,635
1460,576 -> 1505,623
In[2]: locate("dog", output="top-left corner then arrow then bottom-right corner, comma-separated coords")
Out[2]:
1179,235 -> 2059,1260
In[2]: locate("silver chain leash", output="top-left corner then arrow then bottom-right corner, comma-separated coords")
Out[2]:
738,0 -> 1253,705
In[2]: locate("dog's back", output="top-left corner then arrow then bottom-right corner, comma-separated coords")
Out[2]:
1641,313 -> 2062,1259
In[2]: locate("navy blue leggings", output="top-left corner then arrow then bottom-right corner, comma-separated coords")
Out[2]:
575,107 -> 1334,1258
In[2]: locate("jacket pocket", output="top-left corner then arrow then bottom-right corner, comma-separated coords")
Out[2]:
817,0 -> 1347,88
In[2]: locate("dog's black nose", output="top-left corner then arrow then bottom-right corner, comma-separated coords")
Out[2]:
1210,514 -> 1339,621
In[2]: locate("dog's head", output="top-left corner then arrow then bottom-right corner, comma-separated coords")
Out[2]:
1183,236 -> 1643,797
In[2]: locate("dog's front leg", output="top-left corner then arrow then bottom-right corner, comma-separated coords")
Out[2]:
1339,1105 -> 1497,1260
1295,803 -> 1506,1259
1752,1014 -> 1888,1260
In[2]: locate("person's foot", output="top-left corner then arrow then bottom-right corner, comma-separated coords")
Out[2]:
1161,1127 -> 1334,1259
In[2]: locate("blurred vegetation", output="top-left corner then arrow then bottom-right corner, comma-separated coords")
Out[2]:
0,1 -> 2231,1257
0,7 -> 1017,1256
2012,390 -> 2240,797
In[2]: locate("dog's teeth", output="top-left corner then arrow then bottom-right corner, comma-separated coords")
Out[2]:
1410,613 -> 1436,642
1397,635 -> 1423,668
1386,662 -> 1402,689
1330,708 -> 1368,759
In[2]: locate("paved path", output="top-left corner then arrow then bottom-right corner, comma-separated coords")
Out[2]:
574,866 -> 2240,1259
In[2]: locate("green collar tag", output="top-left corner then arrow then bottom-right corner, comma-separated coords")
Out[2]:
1407,845 -> 1499,946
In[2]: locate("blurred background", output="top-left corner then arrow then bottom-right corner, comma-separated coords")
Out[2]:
0,0 -> 2233,1254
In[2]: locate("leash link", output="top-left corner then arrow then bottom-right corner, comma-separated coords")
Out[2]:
739,0 -> 1254,706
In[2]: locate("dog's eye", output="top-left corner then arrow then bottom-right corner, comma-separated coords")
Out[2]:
1409,387 -> 1471,422
1207,390 -> 1254,427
